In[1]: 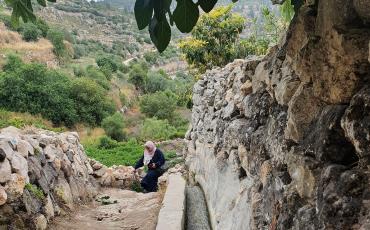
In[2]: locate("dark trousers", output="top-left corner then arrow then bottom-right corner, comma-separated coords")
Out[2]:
141,170 -> 160,192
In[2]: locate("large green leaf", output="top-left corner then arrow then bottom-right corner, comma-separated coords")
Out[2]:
8,0 -> 36,26
149,17 -> 171,52
173,0 -> 199,33
37,0 -> 46,7
198,0 -> 217,13
153,0 -> 172,20
135,0 -> 154,30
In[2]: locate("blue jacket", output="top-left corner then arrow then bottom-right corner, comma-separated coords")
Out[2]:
134,149 -> 165,170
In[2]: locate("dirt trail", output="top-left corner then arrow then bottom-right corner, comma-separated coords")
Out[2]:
50,188 -> 161,230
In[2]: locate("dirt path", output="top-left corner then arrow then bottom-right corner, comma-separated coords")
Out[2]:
50,188 -> 161,230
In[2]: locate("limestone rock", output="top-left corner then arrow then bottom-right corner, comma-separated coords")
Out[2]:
17,140 -> 34,157
0,141 -> 14,160
0,186 -> 7,206
44,145 -> 56,162
0,159 -> 11,183
92,162 -> 103,170
285,83 -> 325,142
43,195 -> 54,220
93,167 -> 107,177
34,214 -> 47,230
4,173 -> 26,202
10,152 -> 29,183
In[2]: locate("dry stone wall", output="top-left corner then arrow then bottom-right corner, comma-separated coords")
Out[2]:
185,1 -> 370,229
0,126 -> 136,229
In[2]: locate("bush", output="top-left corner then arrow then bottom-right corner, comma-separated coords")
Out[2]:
96,55 -> 119,72
128,63 -> 148,91
35,19 -> 49,37
139,91 -> 177,120
0,58 -> 115,127
102,112 -> 126,141
144,71 -> 169,93
98,135 -> 118,149
3,54 -> 23,72
85,65 -> 110,89
21,23 -> 41,41
0,62 -> 78,126
178,5 -> 245,73
139,118 -> 177,141
70,78 -> 115,126
47,29 -> 66,58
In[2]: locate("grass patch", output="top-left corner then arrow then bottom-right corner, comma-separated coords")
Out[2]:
85,138 -> 179,167
25,183 -> 44,200
0,109 -> 65,132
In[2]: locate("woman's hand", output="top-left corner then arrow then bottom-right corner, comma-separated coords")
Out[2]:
149,163 -> 156,169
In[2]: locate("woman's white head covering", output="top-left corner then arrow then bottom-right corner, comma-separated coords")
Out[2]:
143,141 -> 156,165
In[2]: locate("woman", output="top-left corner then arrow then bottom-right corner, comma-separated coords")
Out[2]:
134,141 -> 165,192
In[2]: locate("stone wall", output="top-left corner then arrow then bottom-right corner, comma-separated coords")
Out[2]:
0,126 -> 135,229
185,1 -> 370,229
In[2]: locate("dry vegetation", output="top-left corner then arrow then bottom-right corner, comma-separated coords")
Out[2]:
0,23 -> 58,67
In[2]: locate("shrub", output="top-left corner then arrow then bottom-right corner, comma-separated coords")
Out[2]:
102,112 -> 126,141
139,91 -> 177,120
21,23 -> 41,41
178,5 -> 246,73
47,29 -> 66,58
0,58 -> 115,127
85,65 -> 110,89
128,64 -> 148,91
139,118 -> 177,141
144,71 -> 169,93
0,62 -> 78,126
98,135 -> 118,149
70,78 -> 115,126
35,19 -> 49,37
3,54 -> 23,72
96,55 -> 119,72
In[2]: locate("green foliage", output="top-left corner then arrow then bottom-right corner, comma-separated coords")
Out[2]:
98,135 -> 119,149
0,62 -> 77,126
35,18 -> 49,37
69,78 -> 115,126
85,138 -> 179,167
25,183 -> 44,200
96,55 -> 119,75
102,112 -> 126,141
280,0 -> 295,23
0,57 -> 114,127
179,5 -> 246,73
239,36 -> 269,57
47,28 -> 67,58
144,71 -> 169,93
6,0 -> 302,52
130,180 -> 143,192
85,65 -> 111,90
128,63 -> 148,91
139,91 -> 177,120
2,54 -> 22,72
0,109 -> 65,132
21,22 -> 40,41
85,139 -> 144,166
139,118 -> 177,141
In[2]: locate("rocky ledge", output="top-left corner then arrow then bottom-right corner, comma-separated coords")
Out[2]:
0,126 -> 136,229
185,1 -> 370,229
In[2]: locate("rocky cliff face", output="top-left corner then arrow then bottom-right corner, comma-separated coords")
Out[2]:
0,127 -> 135,229
185,1 -> 370,229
